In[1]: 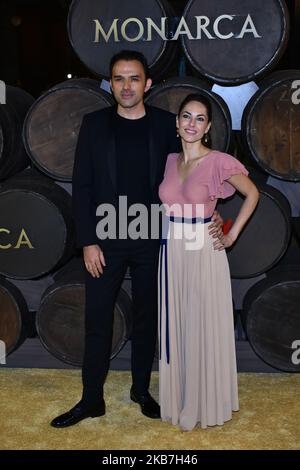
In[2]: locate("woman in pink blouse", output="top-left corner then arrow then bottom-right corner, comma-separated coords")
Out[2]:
158,94 -> 259,431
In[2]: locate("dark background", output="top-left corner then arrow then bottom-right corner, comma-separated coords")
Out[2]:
0,0 -> 300,97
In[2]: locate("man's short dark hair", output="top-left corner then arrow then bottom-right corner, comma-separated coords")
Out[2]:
110,50 -> 150,79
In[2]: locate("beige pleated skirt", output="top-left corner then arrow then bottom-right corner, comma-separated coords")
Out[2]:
158,219 -> 239,431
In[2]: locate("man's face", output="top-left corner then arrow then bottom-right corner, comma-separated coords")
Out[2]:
110,60 -> 152,109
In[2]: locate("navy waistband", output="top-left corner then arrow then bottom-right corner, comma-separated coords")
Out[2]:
168,215 -> 212,224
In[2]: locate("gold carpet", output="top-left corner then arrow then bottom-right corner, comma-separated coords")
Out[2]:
0,369 -> 299,450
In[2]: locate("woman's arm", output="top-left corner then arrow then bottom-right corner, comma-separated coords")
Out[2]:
218,174 -> 260,250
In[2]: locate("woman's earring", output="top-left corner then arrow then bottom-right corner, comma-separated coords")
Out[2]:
204,133 -> 208,143
176,128 -> 179,138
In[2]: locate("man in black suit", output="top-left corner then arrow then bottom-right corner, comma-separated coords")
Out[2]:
51,50 -> 222,428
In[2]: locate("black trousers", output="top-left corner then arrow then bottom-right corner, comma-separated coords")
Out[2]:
81,239 -> 159,405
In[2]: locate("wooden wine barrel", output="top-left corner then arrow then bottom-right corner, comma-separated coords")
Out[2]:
0,85 -> 34,181
242,70 -> 300,181
181,0 -> 289,84
0,169 -> 75,279
0,277 -> 30,357
145,77 -> 232,151
239,247 -> 300,336
23,79 -> 114,181
36,278 -> 132,366
217,183 -> 291,278
67,0 -> 177,81
243,269 -> 300,372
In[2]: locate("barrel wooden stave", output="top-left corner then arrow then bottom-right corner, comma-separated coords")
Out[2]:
242,70 -> 300,181
36,280 -> 132,366
23,79 -> 114,181
243,270 -> 300,372
0,277 -> 29,356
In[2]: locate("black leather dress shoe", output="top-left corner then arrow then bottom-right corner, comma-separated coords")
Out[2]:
50,400 -> 105,428
130,387 -> 160,419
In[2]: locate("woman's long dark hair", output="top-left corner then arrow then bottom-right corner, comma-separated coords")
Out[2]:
178,93 -> 213,147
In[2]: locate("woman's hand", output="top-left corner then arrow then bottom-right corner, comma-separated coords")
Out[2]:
213,232 -> 235,251
208,210 -> 224,238
209,210 -> 226,250
83,244 -> 106,278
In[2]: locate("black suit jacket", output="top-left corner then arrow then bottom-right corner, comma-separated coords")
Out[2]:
72,104 -> 180,248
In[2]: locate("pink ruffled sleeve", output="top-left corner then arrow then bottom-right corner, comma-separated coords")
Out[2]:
209,153 -> 249,200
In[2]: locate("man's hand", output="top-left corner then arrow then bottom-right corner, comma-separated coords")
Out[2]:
83,245 -> 106,278
208,210 -> 224,250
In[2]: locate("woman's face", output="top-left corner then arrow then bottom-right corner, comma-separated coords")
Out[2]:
177,101 -> 211,144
